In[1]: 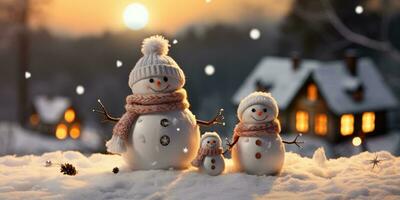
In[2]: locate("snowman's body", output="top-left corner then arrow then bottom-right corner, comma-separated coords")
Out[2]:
232,134 -> 285,175
199,154 -> 225,176
123,109 -> 200,170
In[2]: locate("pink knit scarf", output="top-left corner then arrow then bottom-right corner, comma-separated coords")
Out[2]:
232,119 -> 281,142
112,89 -> 189,141
191,146 -> 223,167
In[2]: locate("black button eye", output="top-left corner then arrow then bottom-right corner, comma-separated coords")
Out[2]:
207,141 -> 210,143
251,108 -> 256,112
163,77 -> 168,82
149,78 -> 154,83
263,108 -> 267,112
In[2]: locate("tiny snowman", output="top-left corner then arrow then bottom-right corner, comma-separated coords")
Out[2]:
228,92 -> 288,175
103,35 -> 223,170
191,132 -> 225,176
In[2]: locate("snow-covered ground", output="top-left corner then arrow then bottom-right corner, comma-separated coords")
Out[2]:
0,123 -> 102,156
0,149 -> 399,200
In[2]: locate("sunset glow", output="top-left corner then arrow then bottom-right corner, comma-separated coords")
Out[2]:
32,0 -> 293,37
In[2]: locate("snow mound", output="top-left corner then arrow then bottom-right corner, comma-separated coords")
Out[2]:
0,150 -> 399,200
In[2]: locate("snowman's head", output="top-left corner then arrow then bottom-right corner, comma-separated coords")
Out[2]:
200,132 -> 222,149
129,35 -> 185,94
237,92 -> 279,124
130,76 -> 182,94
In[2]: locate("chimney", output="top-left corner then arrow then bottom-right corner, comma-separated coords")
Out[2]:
291,51 -> 301,71
345,49 -> 358,76
352,84 -> 364,102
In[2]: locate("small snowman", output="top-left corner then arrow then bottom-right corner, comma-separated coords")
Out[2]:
227,92 -> 301,175
98,35 -> 223,170
191,132 -> 225,176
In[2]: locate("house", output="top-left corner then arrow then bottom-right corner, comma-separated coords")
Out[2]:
28,96 -> 82,140
233,53 -> 398,143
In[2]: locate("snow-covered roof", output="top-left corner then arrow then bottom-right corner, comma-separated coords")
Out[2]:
232,57 -> 319,109
313,58 -> 398,114
33,96 -> 71,123
233,57 -> 398,114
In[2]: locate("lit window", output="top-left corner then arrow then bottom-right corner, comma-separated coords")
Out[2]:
315,114 -> 328,135
55,123 -> 68,140
340,114 -> 354,136
69,123 -> 81,139
296,111 -> 309,132
64,108 -> 76,123
307,84 -> 318,101
362,112 -> 375,133
29,114 -> 40,126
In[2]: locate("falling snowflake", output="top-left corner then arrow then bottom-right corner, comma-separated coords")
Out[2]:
183,147 -> 188,153
151,161 -> 157,166
352,136 -> 362,147
176,128 -> 180,132
173,39 -> 178,44
76,85 -> 85,95
355,5 -> 363,14
25,71 -> 31,79
116,60 -> 123,68
249,28 -> 261,40
204,64 -> 215,76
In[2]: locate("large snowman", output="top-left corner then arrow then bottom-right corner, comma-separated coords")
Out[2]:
228,92 -> 295,175
102,35 -> 223,170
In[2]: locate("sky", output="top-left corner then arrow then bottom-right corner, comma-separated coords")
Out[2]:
31,0 -> 293,37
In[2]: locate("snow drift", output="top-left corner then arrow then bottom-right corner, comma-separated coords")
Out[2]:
0,148 -> 399,200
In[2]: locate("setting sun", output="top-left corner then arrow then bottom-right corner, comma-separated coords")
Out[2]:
123,3 -> 149,30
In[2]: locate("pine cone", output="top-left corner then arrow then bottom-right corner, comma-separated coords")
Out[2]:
112,167 -> 119,174
60,163 -> 77,176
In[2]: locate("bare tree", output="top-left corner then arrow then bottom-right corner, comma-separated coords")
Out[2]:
0,0 -> 48,125
321,0 -> 400,61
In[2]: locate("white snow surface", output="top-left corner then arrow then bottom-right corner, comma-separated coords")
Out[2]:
1,149 -> 399,200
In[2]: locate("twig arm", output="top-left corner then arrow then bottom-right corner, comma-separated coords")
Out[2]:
93,99 -> 120,123
223,137 -> 239,154
282,134 -> 304,148
196,108 -> 225,127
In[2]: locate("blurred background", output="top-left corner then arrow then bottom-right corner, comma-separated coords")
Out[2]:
0,0 -> 399,158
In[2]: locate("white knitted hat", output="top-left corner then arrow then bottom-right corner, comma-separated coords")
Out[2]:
200,132 -> 222,145
128,35 -> 185,88
237,92 -> 279,121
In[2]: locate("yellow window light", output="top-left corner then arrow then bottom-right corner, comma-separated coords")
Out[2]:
362,112 -> 375,133
69,123 -> 81,139
315,114 -> 328,135
340,114 -> 354,136
55,123 -> 68,140
307,84 -> 318,101
296,111 -> 309,132
29,114 -> 40,126
64,108 -> 76,123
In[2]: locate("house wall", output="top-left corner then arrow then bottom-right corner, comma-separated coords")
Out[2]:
285,78 -> 338,141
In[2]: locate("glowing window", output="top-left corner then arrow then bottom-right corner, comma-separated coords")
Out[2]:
362,112 -> 375,133
64,109 -> 76,123
29,114 -> 40,126
296,111 -> 309,132
307,84 -> 318,101
69,123 -> 81,139
340,114 -> 354,136
315,114 -> 328,135
55,123 -> 68,140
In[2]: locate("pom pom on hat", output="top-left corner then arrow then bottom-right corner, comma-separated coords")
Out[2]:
141,35 -> 170,56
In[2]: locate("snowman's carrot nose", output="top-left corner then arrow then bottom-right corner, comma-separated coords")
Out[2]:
156,80 -> 161,87
257,111 -> 263,116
